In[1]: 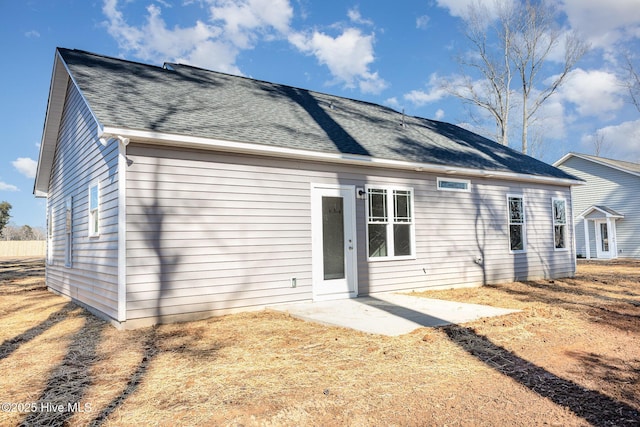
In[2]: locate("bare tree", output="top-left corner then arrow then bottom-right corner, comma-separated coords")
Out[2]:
444,1 -> 515,146
592,132 -> 607,157
447,0 -> 589,154
1,223 -> 46,241
510,0 -> 589,154
623,53 -> 640,113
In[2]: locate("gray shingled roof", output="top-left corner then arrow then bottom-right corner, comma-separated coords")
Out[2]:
59,48 -> 575,180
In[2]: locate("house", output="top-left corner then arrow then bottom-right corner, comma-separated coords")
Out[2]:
34,48 -> 583,329
554,153 -> 640,259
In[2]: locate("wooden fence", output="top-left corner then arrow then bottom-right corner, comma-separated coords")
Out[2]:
0,241 -> 46,257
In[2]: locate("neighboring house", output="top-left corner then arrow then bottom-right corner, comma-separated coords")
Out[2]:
554,153 -> 640,260
34,48 -> 582,329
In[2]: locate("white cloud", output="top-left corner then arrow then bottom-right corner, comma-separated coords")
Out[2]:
208,0 -> 293,48
403,73 -> 448,106
290,27 -> 387,94
347,7 -> 373,26
12,158 -> 38,179
102,1 -> 386,94
561,0 -> 640,49
435,0 -> 516,21
384,97 -> 400,109
0,182 -> 18,192
24,30 -> 40,38
530,96 -> 569,141
102,0 -> 292,74
554,68 -> 625,118
416,15 -> 430,30
434,108 -> 445,120
581,119 -> 640,161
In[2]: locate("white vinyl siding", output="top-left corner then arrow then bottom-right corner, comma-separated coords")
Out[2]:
552,198 -> 568,250
557,156 -> 640,259
45,81 -> 120,319
124,144 -> 575,325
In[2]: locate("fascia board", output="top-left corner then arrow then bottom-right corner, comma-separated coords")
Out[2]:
34,49 -> 104,197
554,153 -> 640,179
102,126 -> 584,187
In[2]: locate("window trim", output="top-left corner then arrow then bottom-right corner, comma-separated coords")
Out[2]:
552,197 -> 569,251
88,182 -> 99,237
65,196 -> 73,268
47,203 -> 53,265
365,185 -> 416,261
507,194 -> 526,254
437,177 -> 471,193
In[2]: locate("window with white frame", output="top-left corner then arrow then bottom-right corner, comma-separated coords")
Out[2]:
47,204 -> 53,265
65,197 -> 73,267
367,187 -> 415,259
508,195 -> 526,252
552,198 -> 567,250
437,177 -> 470,192
88,183 -> 99,237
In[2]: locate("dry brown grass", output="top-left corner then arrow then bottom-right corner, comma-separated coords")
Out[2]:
1,257 -> 639,426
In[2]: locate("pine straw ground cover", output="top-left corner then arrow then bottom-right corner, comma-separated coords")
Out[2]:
0,258 -> 639,426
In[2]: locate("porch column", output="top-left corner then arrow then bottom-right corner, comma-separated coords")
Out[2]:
607,217 -> 617,259
583,219 -> 591,260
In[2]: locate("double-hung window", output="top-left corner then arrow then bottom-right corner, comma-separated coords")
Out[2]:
367,187 -> 415,259
47,204 -> 53,265
552,198 -> 568,250
65,197 -> 73,267
88,183 -> 99,237
508,195 -> 526,252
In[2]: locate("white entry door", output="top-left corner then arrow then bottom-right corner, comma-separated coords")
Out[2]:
311,185 -> 357,300
595,220 -> 614,259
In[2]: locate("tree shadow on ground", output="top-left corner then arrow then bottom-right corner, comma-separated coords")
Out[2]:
488,280 -> 640,333
0,302 -> 76,361
442,325 -> 640,426
20,312 -> 107,426
87,328 -> 160,427
565,351 -> 640,406
0,258 -> 46,288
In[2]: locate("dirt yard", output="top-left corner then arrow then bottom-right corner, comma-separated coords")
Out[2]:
0,258 -> 638,426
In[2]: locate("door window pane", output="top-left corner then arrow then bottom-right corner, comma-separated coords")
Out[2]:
600,223 -> 609,252
322,196 -> 345,280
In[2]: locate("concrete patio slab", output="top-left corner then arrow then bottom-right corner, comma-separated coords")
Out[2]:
268,293 -> 519,336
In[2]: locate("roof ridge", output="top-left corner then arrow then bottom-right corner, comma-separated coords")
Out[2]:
165,61 -> 403,115
57,47 -> 168,72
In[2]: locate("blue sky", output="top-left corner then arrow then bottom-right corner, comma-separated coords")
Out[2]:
1,0 -> 639,228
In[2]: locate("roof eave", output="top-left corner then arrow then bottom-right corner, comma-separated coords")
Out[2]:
554,152 -> 640,178
33,49 -> 104,198
33,50 -> 68,197
102,126 -> 584,187
577,205 -> 625,219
